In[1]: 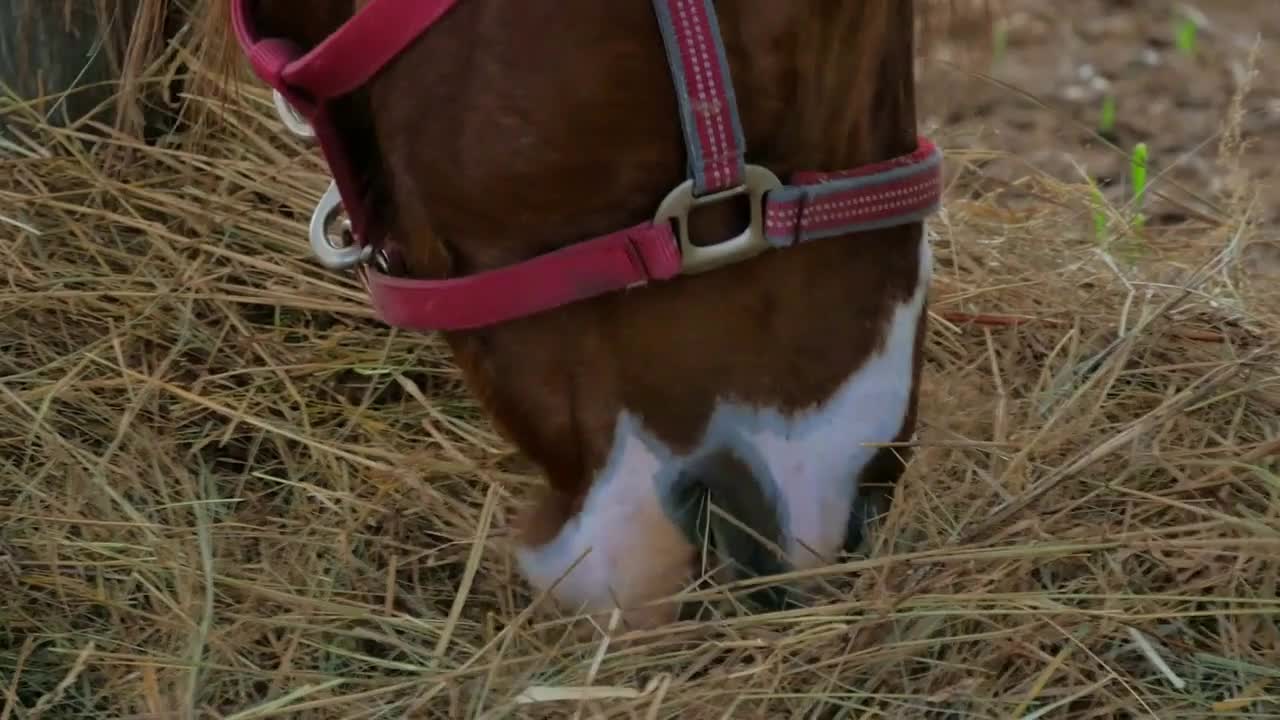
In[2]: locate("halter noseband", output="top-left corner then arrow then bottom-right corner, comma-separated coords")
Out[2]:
231,0 -> 943,332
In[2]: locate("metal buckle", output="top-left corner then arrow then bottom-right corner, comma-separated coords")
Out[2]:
272,89 -> 316,141
653,164 -> 783,275
272,92 -> 367,271
309,181 -> 369,270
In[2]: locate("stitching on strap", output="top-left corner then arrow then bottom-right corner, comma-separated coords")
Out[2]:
654,0 -> 746,195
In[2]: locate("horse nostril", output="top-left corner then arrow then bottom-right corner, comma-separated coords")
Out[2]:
663,449 -> 790,613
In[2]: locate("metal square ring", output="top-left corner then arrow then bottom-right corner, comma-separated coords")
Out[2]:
653,164 -> 783,275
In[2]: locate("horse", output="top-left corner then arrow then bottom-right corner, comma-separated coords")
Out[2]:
219,0 -> 958,630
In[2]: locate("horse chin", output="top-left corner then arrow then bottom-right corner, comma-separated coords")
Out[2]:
516,553 -> 691,638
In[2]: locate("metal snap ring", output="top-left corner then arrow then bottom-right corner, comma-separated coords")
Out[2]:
308,181 -> 368,270
272,89 -> 316,141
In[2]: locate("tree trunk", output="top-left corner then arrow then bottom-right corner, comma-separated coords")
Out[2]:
0,0 -> 143,126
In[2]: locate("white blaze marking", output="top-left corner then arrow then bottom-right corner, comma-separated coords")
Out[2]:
517,235 -> 932,615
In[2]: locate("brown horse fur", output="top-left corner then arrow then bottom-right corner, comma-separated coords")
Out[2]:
208,0 -> 990,628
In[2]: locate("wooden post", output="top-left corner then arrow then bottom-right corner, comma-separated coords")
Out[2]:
0,0 -> 143,126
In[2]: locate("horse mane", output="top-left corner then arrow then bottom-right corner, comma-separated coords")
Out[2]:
193,0 -> 246,96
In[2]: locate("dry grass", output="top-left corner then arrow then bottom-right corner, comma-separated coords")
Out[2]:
3,4 -> 1280,719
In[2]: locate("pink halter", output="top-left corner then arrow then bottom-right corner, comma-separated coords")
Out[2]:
231,0 -> 943,332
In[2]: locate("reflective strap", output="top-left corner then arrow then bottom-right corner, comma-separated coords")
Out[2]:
765,140 -> 944,246
652,0 -> 747,196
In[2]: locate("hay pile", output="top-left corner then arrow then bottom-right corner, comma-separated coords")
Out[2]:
3,5 -> 1278,719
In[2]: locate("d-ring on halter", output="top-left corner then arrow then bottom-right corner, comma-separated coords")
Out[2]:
266,89 -> 367,271
231,0 -> 943,332
306,182 -> 368,270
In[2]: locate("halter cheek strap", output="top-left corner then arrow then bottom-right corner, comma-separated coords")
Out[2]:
653,0 -> 747,196
230,0 -> 942,332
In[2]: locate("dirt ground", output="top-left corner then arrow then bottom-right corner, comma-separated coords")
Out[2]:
920,0 -> 1280,230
